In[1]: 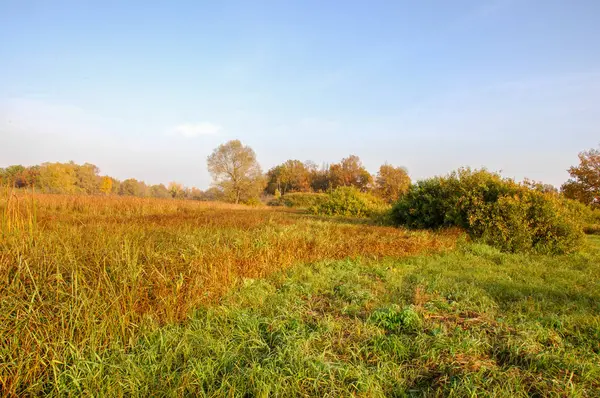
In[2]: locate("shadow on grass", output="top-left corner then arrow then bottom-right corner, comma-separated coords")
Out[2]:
477,280 -> 600,314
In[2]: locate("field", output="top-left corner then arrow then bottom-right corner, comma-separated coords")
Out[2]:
1,193 -> 599,396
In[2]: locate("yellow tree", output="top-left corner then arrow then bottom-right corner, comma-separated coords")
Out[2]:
100,176 -> 113,195
38,162 -> 78,193
375,164 -> 411,203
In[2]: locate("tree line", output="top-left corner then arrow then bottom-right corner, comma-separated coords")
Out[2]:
0,162 -> 220,201
207,140 -> 410,204
2,140 -> 598,207
0,140 -> 412,204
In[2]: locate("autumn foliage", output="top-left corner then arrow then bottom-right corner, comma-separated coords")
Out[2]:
561,147 -> 600,206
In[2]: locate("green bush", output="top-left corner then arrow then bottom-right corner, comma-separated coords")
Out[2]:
391,169 -> 584,254
267,192 -> 328,208
369,305 -> 422,333
563,199 -> 600,235
312,187 -> 390,218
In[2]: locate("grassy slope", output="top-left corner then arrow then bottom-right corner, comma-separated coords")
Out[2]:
54,237 -> 600,397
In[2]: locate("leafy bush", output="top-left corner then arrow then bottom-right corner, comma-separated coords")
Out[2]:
563,199 -> 600,235
244,196 -> 263,206
391,169 -> 584,254
268,192 -> 327,208
311,187 -> 390,218
369,305 -> 422,333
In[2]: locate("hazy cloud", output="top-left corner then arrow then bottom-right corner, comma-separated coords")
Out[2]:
171,122 -> 222,137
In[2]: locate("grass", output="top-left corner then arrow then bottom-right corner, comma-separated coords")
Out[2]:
40,237 -> 600,396
1,192 -> 599,396
0,193 -> 455,395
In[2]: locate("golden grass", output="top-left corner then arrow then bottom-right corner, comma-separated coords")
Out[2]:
0,192 -> 458,394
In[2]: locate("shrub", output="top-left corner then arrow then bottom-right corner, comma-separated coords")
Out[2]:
369,305 -> 422,333
563,199 -> 600,235
243,196 -> 263,207
268,192 -> 328,208
391,169 -> 584,254
312,186 -> 390,218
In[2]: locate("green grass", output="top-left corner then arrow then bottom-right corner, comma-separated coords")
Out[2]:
46,237 -> 600,396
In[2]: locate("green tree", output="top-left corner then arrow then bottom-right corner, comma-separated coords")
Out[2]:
207,140 -> 265,204
374,164 -> 411,203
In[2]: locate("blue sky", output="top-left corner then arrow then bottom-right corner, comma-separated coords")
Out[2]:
1,0 -> 599,189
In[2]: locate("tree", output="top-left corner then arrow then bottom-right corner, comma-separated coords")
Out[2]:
374,164 -> 411,203
202,186 -> 225,201
187,187 -> 204,200
308,162 -> 331,192
561,147 -> 600,206
149,184 -> 171,199
75,163 -> 100,194
265,160 -> 311,195
0,165 -> 30,188
22,166 -> 41,188
207,140 -> 265,204
329,155 -> 372,191
99,176 -> 113,195
38,162 -> 78,193
168,182 -> 184,199
119,178 -> 147,197
109,178 -> 121,195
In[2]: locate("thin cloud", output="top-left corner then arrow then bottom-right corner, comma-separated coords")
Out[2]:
172,122 -> 222,137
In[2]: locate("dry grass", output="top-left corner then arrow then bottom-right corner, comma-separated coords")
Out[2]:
0,192 -> 457,394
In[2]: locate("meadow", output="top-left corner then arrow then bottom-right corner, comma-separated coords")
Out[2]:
1,192 -> 599,396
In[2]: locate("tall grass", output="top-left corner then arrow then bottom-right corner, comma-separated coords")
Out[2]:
18,238 -> 600,396
1,187 -> 37,240
0,193 -> 456,395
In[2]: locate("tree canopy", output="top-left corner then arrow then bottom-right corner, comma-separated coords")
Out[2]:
207,140 -> 265,204
374,164 -> 411,203
329,155 -> 372,191
561,147 -> 600,206
266,160 -> 311,195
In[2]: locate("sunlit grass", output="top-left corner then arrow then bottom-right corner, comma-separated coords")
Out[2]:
38,237 -> 600,396
0,193 -> 456,394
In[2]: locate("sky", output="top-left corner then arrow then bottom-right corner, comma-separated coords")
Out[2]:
1,0 -> 599,189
